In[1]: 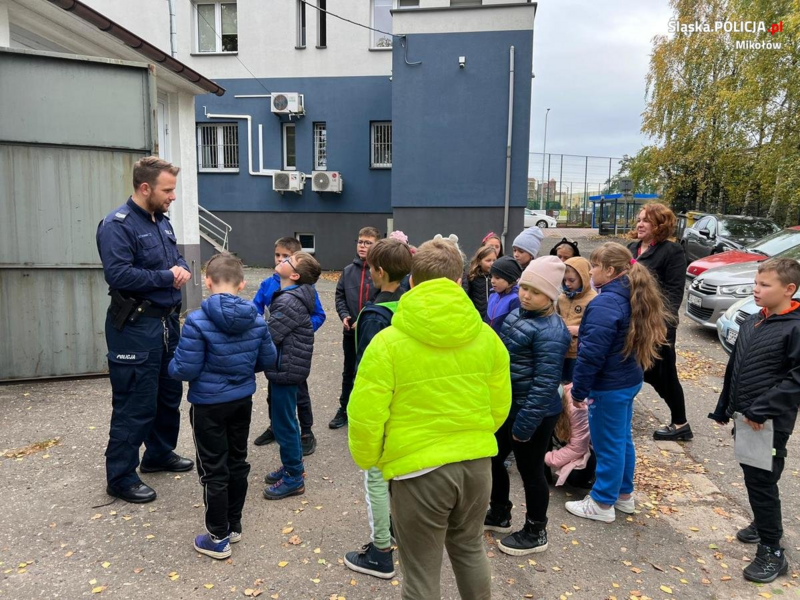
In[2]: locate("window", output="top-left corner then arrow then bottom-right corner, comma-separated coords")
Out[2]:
397,0 -> 420,7
317,0 -> 327,47
296,233 -> 316,254
450,0 -> 482,5
371,0 -> 393,48
371,122 -> 392,168
314,122 -> 327,170
197,123 -> 239,172
282,123 -> 297,170
195,2 -> 237,53
296,0 -> 306,48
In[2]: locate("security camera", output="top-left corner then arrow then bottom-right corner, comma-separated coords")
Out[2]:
458,56 -> 466,69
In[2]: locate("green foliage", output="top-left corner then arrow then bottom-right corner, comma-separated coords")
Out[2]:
638,0 -> 800,225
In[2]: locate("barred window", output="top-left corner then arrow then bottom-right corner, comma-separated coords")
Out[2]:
371,121 -> 392,169
314,122 -> 327,170
197,123 -> 239,172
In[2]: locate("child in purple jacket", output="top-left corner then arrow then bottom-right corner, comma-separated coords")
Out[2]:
485,256 -> 522,333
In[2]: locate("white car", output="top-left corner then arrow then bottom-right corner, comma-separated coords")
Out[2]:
525,209 -> 558,229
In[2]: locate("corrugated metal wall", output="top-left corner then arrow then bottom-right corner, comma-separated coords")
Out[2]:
0,49 -> 153,381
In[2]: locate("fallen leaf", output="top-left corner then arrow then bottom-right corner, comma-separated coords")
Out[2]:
281,527 -> 294,534
313,548 -> 321,554
630,567 -> 642,574
204,584 -> 214,589
720,575 -> 732,581
709,543 -> 719,549
660,586 -> 673,594
670,565 -> 684,573
680,578 -> 688,584
101,561 -> 111,568
91,514 -> 102,520
122,515 -> 132,521
89,579 -> 97,585
277,561 -> 289,568
757,593 -> 772,599
552,566 -> 561,572
146,534 -> 155,540
133,568 -> 144,574
350,579 -> 357,586
288,535 -> 302,545
318,558 -> 327,565
391,580 -> 400,586
689,527 -> 700,532
64,551 -> 74,558
91,586 -> 106,594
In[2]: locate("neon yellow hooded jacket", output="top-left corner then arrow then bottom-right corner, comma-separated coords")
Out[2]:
347,278 -> 512,480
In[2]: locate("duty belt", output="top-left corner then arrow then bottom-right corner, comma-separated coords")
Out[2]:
109,290 -> 179,331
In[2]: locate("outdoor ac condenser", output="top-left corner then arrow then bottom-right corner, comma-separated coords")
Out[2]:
312,171 -> 343,193
270,93 -> 304,115
273,171 -> 304,194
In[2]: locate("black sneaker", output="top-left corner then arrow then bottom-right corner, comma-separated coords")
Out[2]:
329,408 -> 348,429
737,522 -> 761,544
484,505 -> 512,534
743,544 -> 789,583
254,428 -> 275,446
344,542 -> 396,579
301,433 -> 317,456
653,423 -> 693,441
498,519 -> 548,556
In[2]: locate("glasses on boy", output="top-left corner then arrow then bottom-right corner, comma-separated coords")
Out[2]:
356,240 -> 375,247
282,257 -> 298,273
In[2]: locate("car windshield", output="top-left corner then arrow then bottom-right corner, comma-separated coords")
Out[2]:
747,229 -> 800,257
775,243 -> 800,261
718,218 -> 780,239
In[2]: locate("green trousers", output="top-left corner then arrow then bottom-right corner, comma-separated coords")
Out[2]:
364,466 -> 392,549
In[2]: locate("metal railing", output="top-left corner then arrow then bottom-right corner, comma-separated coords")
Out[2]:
198,205 -> 232,252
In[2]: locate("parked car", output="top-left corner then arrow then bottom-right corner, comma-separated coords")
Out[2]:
686,226 -> 800,278
524,209 -> 558,229
682,214 -> 779,263
686,243 -> 800,328
716,292 -> 800,354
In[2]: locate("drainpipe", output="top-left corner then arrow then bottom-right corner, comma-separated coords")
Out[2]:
204,108 -> 276,176
168,0 -> 177,57
501,46 -> 515,251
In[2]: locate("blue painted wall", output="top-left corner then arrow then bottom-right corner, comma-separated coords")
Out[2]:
195,76 -> 393,214
391,30 -> 533,209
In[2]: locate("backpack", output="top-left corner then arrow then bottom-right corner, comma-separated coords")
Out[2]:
354,301 -> 399,355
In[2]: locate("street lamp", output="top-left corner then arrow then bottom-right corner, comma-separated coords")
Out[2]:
539,108 -> 551,211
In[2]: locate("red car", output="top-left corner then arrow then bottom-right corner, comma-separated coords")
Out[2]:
686,226 -> 800,278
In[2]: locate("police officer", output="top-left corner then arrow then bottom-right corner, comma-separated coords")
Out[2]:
97,156 -> 194,503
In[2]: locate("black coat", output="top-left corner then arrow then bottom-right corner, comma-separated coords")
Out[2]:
711,305 -> 800,434
265,284 -> 316,386
627,240 -> 686,318
335,258 -> 377,329
462,272 -> 492,319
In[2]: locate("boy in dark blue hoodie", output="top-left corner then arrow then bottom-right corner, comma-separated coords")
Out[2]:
169,253 -> 277,560
252,237 -> 325,455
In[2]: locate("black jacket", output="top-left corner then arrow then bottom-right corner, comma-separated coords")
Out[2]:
462,272 -> 492,319
354,288 -> 405,368
627,240 -> 686,318
335,258 -> 377,332
265,284 -> 316,386
710,305 -> 800,434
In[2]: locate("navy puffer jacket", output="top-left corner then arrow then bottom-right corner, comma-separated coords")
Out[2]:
571,276 -> 643,401
499,309 -> 571,441
266,284 -> 317,385
169,294 -> 277,405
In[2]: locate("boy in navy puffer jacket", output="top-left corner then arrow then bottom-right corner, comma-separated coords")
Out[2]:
488,256 -> 570,556
169,253 -> 277,561
263,251 -> 322,500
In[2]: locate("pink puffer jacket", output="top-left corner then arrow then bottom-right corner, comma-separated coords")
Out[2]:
544,390 -> 591,486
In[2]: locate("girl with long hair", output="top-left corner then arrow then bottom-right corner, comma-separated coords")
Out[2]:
462,245 -> 498,319
565,242 -> 670,523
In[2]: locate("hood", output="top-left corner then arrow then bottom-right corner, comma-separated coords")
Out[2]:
686,250 -> 762,277
564,257 -> 591,295
202,293 -> 260,334
391,278 -> 484,348
697,260 -> 761,286
281,284 -> 317,313
351,256 -> 366,268
597,275 -> 631,302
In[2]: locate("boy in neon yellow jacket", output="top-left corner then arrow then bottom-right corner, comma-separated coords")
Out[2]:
348,237 -> 511,600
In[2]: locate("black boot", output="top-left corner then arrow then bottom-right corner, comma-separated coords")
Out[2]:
653,423 -> 693,441
737,522 -> 761,544
301,432 -> 317,456
498,518 -> 548,556
329,407 -> 348,429
254,428 -> 275,446
484,504 -> 512,534
743,544 -> 789,583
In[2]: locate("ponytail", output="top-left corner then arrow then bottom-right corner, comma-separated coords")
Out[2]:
590,243 -> 672,370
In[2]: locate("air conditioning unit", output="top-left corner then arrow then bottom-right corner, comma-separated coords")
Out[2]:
270,93 -> 304,115
312,171 -> 343,193
273,171 -> 304,194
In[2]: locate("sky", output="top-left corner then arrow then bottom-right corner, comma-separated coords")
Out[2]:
528,0 -> 674,161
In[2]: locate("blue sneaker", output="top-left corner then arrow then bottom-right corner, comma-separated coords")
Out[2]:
263,475 -> 305,500
264,466 -> 286,485
193,533 -> 231,559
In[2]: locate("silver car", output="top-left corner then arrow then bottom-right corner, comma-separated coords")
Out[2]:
716,292 -> 800,354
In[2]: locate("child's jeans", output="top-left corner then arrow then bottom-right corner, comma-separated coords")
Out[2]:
390,459 -> 491,600
270,384 -> 304,478
190,396 -> 252,539
587,383 -> 642,506
742,430 -> 790,548
364,467 -> 391,549
266,379 -> 314,435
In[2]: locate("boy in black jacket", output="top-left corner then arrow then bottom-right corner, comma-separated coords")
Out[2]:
329,226 -> 380,429
710,258 -> 800,584
263,252 -> 322,500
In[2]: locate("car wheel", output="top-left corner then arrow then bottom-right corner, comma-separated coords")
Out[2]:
536,219 -> 548,228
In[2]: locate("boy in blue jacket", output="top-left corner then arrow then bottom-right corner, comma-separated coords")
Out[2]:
263,251 -> 322,500
252,237 -> 325,455
169,253 -> 277,560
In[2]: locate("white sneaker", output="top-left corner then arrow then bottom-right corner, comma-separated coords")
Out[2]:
229,531 -> 242,544
565,495 -> 616,523
614,497 -> 635,514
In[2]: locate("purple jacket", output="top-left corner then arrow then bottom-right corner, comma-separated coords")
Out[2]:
485,286 -> 520,333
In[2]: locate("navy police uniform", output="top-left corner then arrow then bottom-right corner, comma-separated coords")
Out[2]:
97,197 -> 189,490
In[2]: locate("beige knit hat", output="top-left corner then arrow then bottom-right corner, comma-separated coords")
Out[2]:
519,256 -> 565,301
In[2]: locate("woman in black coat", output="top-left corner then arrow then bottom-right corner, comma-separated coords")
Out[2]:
627,203 -> 691,441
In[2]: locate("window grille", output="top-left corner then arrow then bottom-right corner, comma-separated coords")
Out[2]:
314,123 -> 327,170
197,123 -> 239,171
371,122 -> 392,168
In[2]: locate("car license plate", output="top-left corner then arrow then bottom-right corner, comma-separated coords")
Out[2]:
688,294 -> 702,307
726,329 -> 738,345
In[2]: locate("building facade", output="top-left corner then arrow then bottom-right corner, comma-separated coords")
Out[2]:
83,0 -> 536,267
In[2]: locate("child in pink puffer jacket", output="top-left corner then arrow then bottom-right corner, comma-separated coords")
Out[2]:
545,384 -> 594,488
